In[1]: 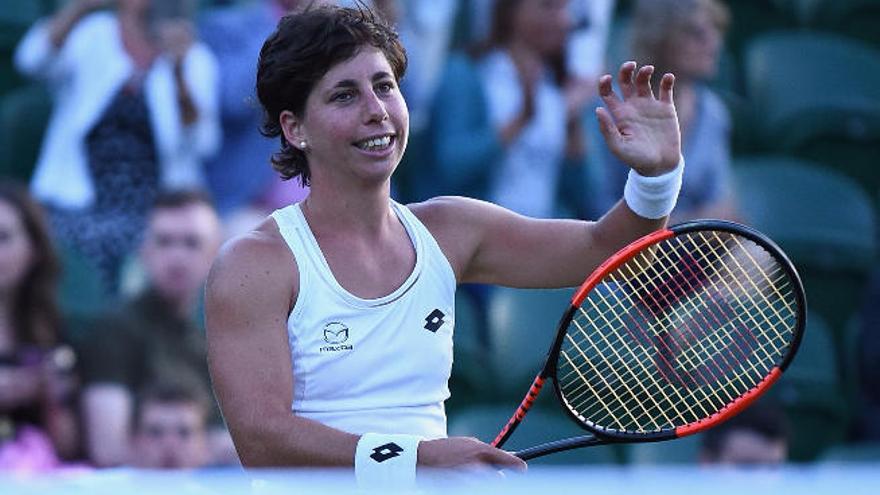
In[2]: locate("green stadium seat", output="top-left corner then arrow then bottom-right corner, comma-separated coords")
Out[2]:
448,403 -> 624,465
57,243 -> 111,345
818,442 -> 880,464
726,0 -> 798,74
447,289 -> 491,412
772,311 -> 850,461
733,156 -> 876,354
485,287 -> 574,401
0,84 -> 51,182
624,434 -> 702,465
743,32 -> 880,197
0,1 -> 47,96
807,0 -> 880,48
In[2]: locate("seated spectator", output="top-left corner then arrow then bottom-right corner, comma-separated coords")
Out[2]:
0,181 -> 79,470
130,380 -> 211,470
14,0 -> 220,293
77,190 -> 233,467
699,402 -> 789,466
588,0 -> 739,223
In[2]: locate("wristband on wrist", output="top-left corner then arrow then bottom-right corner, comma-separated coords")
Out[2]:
623,156 -> 685,219
354,432 -> 422,488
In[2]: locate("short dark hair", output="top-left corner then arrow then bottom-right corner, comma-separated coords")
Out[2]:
701,402 -> 789,459
133,379 -> 212,430
256,5 -> 407,186
151,189 -> 215,212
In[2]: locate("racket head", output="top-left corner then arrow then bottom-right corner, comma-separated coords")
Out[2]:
548,220 -> 806,443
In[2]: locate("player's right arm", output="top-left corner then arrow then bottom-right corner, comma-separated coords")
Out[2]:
205,222 -> 523,470
206,224 -> 360,466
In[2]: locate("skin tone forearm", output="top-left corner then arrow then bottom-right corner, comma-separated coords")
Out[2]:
173,62 -> 198,125
48,0 -> 107,48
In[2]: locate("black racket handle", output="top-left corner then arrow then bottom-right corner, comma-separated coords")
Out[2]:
513,434 -> 603,461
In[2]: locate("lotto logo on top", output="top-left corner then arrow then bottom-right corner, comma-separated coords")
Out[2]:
320,322 -> 353,352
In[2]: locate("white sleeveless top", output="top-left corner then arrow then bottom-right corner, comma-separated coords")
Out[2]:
270,201 -> 456,439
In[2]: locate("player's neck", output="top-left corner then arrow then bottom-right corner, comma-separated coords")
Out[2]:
303,180 -> 395,237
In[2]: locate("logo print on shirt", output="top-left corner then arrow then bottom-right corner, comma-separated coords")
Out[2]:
424,309 -> 445,333
320,322 -> 353,352
370,442 -> 404,463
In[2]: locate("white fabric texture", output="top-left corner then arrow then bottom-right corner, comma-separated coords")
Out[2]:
271,201 -> 456,439
623,156 -> 686,219
14,12 -> 220,209
355,432 -> 421,489
480,50 -> 567,219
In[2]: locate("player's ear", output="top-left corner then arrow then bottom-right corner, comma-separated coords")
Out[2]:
280,110 -> 308,151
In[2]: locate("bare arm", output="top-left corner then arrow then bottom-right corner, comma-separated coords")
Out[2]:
206,225 -> 524,470
82,384 -> 133,466
413,62 -> 682,288
206,229 -> 357,467
48,0 -> 108,48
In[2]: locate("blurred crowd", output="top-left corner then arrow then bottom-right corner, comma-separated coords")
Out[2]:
0,0 -> 878,472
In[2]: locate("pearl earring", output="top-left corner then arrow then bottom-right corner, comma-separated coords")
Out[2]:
299,141 -> 307,150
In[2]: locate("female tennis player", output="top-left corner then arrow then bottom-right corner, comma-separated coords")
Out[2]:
206,4 -> 682,482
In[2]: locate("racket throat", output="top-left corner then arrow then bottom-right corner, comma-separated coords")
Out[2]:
492,375 -> 546,448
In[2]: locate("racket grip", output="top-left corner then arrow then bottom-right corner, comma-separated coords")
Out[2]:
492,375 -> 546,448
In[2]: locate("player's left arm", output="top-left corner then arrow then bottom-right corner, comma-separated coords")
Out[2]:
414,62 -> 682,288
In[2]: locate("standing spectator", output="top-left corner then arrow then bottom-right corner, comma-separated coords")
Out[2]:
130,380 -> 211,469
14,0 -> 220,293
426,0 -> 585,218
77,190 -> 230,467
589,0 -> 738,223
0,181 -> 78,470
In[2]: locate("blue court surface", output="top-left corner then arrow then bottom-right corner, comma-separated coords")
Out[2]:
2,464 -> 878,495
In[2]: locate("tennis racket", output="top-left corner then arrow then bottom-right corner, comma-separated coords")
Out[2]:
492,220 -> 806,460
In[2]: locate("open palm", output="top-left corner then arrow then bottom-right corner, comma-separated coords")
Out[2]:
596,62 -> 682,176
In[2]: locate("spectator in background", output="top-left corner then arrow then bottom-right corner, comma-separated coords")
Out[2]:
77,190 -> 231,467
14,0 -> 220,293
589,0 -> 738,223
426,0 -> 588,218
199,0 -> 321,226
130,380 -> 211,469
0,182 -> 79,470
700,402 -> 789,466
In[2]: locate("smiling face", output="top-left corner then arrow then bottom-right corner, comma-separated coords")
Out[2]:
281,46 -> 409,188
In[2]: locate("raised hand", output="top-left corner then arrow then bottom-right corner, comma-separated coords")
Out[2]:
596,61 -> 681,177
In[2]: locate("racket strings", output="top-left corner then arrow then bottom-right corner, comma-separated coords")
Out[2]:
561,248 -> 789,402
556,231 -> 798,434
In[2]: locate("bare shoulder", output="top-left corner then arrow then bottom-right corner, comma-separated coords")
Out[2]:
407,195 -> 499,229
407,196 -> 509,279
206,217 -> 298,321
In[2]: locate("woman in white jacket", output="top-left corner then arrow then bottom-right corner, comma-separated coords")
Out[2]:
15,0 -> 220,292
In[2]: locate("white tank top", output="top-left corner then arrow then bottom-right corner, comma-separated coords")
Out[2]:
270,201 -> 456,439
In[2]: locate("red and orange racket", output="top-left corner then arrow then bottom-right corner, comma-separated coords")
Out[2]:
493,220 -> 806,460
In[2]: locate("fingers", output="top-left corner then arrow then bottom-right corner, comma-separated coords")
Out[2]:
595,106 -> 621,147
485,448 -> 527,472
617,61 -> 637,99
635,65 -> 655,98
659,72 -> 675,103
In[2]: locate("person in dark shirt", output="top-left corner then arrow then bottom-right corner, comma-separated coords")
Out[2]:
78,190 -> 229,467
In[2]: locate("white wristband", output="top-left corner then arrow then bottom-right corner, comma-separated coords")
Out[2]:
623,156 -> 685,219
355,433 -> 422,489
